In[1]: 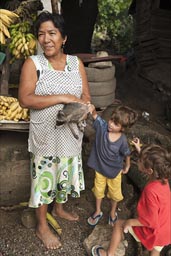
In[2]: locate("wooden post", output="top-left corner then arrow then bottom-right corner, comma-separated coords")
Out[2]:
0,46 -> 10,96
51,0 -> 61,14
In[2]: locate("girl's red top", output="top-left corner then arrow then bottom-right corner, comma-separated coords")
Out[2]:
133,180 -> 171,250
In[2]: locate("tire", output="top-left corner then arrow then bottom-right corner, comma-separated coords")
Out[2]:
89,78 -> 116,96
85,65 -> 116,82
91,93 -> 115,108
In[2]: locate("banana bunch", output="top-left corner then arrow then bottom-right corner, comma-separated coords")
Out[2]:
0,9 -> 19,45
0,96 -> 29,122
9,21 -> 37,61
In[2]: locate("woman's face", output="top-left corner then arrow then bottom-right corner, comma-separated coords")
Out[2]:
38,20 -> 66,56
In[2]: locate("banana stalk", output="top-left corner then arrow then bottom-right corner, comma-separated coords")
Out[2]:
46,212 -> 62,235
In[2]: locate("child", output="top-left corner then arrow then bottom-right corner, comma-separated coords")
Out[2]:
91,143 -> 171,256
87,104 -> 138,226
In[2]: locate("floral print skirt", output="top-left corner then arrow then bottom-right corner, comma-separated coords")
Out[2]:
29,153 -> 85,208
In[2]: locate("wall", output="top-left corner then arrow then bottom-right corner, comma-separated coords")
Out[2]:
0,131 -> 30,205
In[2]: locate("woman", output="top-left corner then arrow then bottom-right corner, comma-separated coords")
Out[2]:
18,11 -> 91,250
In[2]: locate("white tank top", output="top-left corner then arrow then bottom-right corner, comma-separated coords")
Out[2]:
28,54 -> 83,157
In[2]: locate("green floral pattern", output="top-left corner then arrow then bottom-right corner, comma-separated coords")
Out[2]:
29,154 -> 84,207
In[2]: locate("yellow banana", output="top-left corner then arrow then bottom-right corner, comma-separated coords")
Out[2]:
8,108 -> 18,120
46,212 -> 62,235
0,9 -> 19,19
12,48 -> 19,56
1,23 -> 10,38
20,45 -> 25,54
22,36 -> 26,44
0,13 -> 13,27
24,42 -> 29,51
22,108 -> 29,120
0,30 -> 6,44
17,43 -> 24,51
0,115 -> 5,121
0,96 -> 7,102
28,38 -> 36,49
15,53 -> 21,59
10,101 -> 19,112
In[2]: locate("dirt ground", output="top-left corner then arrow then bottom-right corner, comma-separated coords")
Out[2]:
0,62 -> 171,256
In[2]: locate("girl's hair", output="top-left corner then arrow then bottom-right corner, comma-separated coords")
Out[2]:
139,144 -> 171,184
111,105 -> 138,129
34,11 -> 67,39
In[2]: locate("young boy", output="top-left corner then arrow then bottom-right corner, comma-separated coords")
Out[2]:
87,104 -> 138,226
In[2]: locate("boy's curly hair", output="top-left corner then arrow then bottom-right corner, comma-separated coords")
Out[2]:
139,144 -> 171,184
110,105 -> 138,129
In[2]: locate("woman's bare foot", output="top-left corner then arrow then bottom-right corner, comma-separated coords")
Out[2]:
52,208 -> 79,221
36,223 -> 62,249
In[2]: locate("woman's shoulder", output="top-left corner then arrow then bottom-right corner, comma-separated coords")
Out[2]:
67,54 -> 79,62
66,54 -> 79,71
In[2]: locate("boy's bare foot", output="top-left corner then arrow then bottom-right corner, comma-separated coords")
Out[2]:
52,208 -> 79,221
36,224 -> 62,250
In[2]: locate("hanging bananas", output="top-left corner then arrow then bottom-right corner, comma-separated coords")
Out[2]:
0,9 -> 19,45
9,21 -> 37,61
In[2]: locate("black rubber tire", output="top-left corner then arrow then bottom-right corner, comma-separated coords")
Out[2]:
89,78 -> 116,96
85,65 -> 115,82
91,93 -> 115,108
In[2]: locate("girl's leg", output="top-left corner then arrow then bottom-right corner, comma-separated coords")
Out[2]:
107,219 -> 125,255
92,220 -> 125,256
53,202 -> 79,221
36,204 -> 62,249
150,249 -> 160,256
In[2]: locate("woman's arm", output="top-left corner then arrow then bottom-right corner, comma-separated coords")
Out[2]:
18,58 -> 85,110
78,59 -> 91,103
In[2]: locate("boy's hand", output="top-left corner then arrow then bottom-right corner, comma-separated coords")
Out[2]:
122,167 -> 129,174
88,103 -> 95,114
88,104 -> 97,119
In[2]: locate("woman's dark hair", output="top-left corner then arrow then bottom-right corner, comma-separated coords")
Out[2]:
139,144 -> 171,184
34,11 -> 67,39
111,105 -> 138,129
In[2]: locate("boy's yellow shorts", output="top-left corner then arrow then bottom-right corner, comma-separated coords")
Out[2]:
92,171 -> 123,202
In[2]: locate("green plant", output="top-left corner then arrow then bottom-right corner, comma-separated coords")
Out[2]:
93,0 -> 133,54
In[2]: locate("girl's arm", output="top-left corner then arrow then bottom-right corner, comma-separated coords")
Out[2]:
131,137 -> 141,153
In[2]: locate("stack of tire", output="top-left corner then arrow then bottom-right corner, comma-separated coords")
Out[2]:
85,64 -> 116,109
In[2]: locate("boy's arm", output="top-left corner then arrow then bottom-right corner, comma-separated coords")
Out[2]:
122,155 -> 130,174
